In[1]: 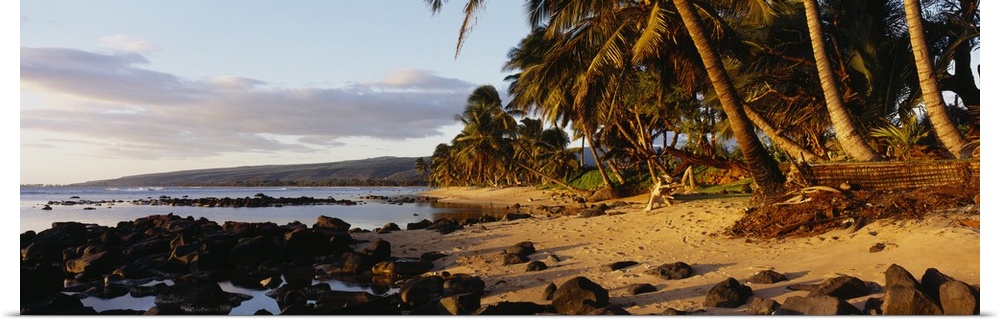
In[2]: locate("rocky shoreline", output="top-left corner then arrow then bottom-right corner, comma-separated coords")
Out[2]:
20,203 -> 980,315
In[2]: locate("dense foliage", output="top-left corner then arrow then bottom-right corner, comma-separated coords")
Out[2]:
425,0 -> 979,202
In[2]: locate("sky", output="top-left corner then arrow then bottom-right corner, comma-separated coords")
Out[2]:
17,1 -> 532,185
14,2 -> 992,186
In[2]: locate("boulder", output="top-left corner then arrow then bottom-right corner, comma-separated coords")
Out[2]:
21,240 -> 62,265
371,258 -> 434,277
406,219 -> 433,230
645,262 -> 693,280
939,280 -> 979,315
426,218 -> 461,234
363,238 -> 392,264
776,295 -> 862,315
526,261 -> 548,271
551,276 -> 609,315
703,277 -> 753,308
600,261 -> 638,272
920,268 -> 954,304
542,282 -> 557,300
153,282 -> 252,315
504,241 -> 536,257
313,215 -> 351,232
438,293 -> 481,315
501,253 -> 529,265
443,274 -> 486,296
747,270 -> 787,284
399,276 -> 445,307
64,250 -> 121,279
283,228 -> 326,255
281,266 -> 315,288
627,283 -> 657,295
227,235 -> 281,268
882,285 -> 943,315
807,275 -> 869,299
375,222 -> 401,234
317,251 -> 369,275
884,263 -> 921,289
863,297 -> 883,315
746,296 -> 779,315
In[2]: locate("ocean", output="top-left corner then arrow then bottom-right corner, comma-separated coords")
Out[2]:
19,186 -> 503,314
20,186 -> 503,234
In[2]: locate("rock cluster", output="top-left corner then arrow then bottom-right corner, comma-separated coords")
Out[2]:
20,214 -> 449,315
20,212 -> 979,316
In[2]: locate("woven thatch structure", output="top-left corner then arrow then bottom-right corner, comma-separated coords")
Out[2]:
794,160 -> 979,191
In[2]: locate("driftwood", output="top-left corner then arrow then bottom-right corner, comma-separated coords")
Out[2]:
646,175 -> 685,212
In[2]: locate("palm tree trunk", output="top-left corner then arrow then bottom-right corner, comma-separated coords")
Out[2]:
582,122 -> 614,186
803,0 -> 882,161
673,0 -> 785,205
904,0 -> 970,158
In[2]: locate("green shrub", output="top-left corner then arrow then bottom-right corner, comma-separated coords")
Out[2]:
567,169 -> 605,190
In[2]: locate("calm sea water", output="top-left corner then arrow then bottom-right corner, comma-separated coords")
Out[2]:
20,186 -> 504,233
19,186 -> 505,314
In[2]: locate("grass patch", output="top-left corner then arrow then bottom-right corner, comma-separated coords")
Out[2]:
695,178 -> 752,194
567,168 -> 611,191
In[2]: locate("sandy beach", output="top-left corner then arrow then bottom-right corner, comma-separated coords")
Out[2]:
357,186 -> 981,315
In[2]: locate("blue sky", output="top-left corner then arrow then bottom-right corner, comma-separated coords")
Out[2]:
19,1 -> 531,184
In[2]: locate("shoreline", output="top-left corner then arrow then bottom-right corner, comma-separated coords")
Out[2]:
19,185 -> 981,315
377,186 -> 981,314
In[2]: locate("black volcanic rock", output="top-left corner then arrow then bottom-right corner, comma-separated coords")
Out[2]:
645,262 -> 693,280
552,276 -> 609,315
703,277 -> 753,308
748,269 -> 787,284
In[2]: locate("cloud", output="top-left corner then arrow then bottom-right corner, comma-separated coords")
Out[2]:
375,68 -> 479,92
20,47 -> 477,160
99,35 -> 160,54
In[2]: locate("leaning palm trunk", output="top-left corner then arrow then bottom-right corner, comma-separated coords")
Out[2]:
803,0 -> 882,161
582,122 -> 615,186
673,0 -> 785,205
903,0 -> 970,158
742,104 -> 824,162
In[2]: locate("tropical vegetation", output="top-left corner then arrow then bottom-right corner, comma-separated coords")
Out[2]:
421,0 -> 979,207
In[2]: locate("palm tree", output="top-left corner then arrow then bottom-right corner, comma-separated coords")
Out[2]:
503,27 -> 618,188
802,0 -> 881,161
903,0 -> 970,158
428,143 -> 459,187
671,0 -> 785,203
414,157 -> 429,174
428,0 -> 788,204
453,85 -> 519,186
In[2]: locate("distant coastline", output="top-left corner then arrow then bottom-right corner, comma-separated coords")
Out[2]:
30,156 -> 430,187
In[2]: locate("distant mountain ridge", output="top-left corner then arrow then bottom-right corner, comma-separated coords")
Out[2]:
71,156 -> 429,187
